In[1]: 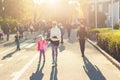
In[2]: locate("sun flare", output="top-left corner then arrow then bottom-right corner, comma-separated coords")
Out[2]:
33,0 -> 40,4
33,0 -> 58,4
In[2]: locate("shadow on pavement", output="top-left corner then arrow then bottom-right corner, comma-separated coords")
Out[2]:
59,44 -> 65,52
3,42 -> 15,46
83,56 -> 106,80
1,50 -> 17,60
30,60 -> 45,80
50,66 -> 58,80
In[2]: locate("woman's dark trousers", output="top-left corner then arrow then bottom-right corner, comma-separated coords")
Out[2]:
79,39 -> 85,56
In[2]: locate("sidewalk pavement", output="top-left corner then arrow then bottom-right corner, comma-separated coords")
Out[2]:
0,34 -> 15,44
88,39 -> 120,70
0,31 -> 39,45
19,39 -> 120,80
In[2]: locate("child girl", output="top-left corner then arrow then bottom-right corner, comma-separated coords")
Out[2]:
37,35 -> 47,62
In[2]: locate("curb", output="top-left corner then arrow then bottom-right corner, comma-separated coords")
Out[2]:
87,39 -> 120,70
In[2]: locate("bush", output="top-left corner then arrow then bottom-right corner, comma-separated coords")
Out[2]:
87,29 -> 100,41
114,23 -> 120,29
97,33 -> 120,62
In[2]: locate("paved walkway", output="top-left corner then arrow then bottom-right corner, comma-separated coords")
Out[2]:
0,29 -> 120,80
18,39 -> 120,80
0,34 -> 15,44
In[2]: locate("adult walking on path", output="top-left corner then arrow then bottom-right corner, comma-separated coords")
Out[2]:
4,23 -> 10,41
77,19 -> 87,57
0,26 -> 4,40
58,23 -> 65,44
16,23 -> 24,39
50,21 -> 61,66
66,23 -> 71,39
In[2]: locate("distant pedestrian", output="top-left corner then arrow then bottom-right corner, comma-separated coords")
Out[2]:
15,32 -> 20,51
0,26 -> 4,40
30,24 -> 34,34
59,23 -> 65,44
44,28 -> 50,41
5,23 -> 10,41
16,24 -> 24,39
66,23 -> 71,39
24,23 -> 29,40
16,23 -> 20,32
50,21 -> 61,66
19,24 -> 24,39
77,19 -> 87,57
37,35 -> 47,62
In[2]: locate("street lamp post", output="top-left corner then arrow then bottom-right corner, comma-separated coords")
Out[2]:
95,0 -> 97,29
2,0 -> 5,18
111,0 -> 114,34
86,5 -> 89,29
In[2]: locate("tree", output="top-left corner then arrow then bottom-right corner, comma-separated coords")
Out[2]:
77,0 -> 90,18
0,0 -> 89,24
2,0 -> 34,22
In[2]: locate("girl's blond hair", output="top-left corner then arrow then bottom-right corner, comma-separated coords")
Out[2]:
39,35 -> 44,40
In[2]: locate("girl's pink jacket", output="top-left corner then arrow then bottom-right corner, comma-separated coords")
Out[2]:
37,40 -> 47,51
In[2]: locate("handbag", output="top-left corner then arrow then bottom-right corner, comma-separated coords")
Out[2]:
51,36 -> 59,46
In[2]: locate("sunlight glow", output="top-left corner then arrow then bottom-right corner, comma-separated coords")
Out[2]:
33,0 -> 58,5
48,0 -> 57,4
33,0 -> 39,4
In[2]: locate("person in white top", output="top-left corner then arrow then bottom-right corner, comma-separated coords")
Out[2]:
50,21 -> 61,66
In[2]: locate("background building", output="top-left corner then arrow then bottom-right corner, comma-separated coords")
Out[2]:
89,0 -> 119,27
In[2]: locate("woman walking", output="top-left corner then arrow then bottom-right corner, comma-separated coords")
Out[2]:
50,21 -> 61,66
77,19 -> 87,57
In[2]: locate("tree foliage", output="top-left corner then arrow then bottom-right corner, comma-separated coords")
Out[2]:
0,0 -> 34,21
0,0 -> 88,23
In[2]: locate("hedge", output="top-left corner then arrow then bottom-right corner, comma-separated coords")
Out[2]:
87,28 -> 114,41
87,29 -> 99,41
114,22 -> 120,29
97,33 -> 120,62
